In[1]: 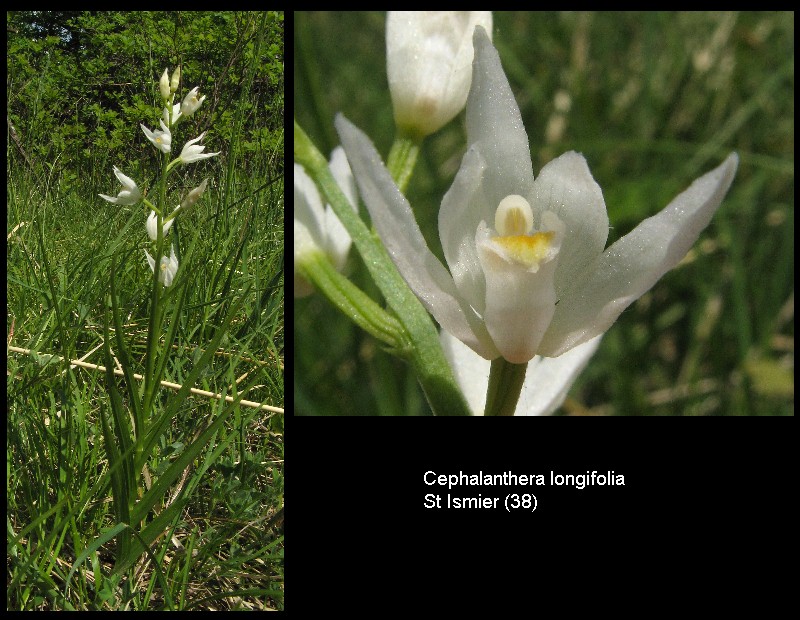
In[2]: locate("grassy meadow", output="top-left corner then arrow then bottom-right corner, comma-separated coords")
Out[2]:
7,12 -> 284,610
294,11 -> 793,416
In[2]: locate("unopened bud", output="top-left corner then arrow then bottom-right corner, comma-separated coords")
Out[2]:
159,68 -> 170,100
170,66 -> 181,93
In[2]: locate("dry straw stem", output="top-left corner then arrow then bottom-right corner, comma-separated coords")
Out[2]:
8,345 -> 283,413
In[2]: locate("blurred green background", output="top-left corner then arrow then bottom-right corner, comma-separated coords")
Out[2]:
294,11 -> 793,416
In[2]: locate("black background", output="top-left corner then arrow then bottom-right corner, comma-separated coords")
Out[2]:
292,416 -> 793,610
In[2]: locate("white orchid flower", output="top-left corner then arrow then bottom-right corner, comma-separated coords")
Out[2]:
98,165 -> 142,205
336,26 -> 738,364
441,330 -> 602,416
146,210 -> 175,241
294,146 -> 358,298
144,245 -> 179,286
180,86 -> 206,117
179,131 -> 220,164
141,119 -> 172,154
387,11 -> 492,138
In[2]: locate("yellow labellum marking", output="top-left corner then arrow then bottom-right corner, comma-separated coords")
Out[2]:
493,231 -> 555,266
491,195 -> 556,267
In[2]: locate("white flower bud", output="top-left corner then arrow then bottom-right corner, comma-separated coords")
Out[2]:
159,68 -> 170,101
170,66 -> 181,93
387,11 -> 492,138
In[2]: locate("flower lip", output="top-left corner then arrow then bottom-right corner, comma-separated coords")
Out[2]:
489,231 -> 555,268
486,204 -> 564,270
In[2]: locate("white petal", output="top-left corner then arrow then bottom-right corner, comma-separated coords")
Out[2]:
146,211 -> 158,240
533,152 -> 609,298
294,220 -> 318,298
183,132 -> 206,150
514,335 -> 603,415
466,26 -> 535,207
335,113 -> 498,359
540,153 -> 739,356
323,146 -> 357,270
293,163 -> 326,254
438,145 -> 490,315
440,328 -> 492,415
113,166 -> 137,190
144,249 -> 155,273
440,329 -> 602,415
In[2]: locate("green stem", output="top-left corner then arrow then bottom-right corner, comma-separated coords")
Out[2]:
295,119 -> 471,416
142,150 -> 170,432
484,358 -> 528,416
386,135 -> 420,194
297,251 -> 408,352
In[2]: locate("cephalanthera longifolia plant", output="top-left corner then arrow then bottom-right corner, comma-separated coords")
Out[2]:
66,65 -> 260,592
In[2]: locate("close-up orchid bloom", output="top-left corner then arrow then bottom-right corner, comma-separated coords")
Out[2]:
98,165 -> 142,205
336,26 -> 738,366
386,11 -> 492,138
294,146 -> 359,298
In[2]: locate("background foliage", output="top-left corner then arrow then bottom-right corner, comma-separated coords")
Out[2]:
8,11 -> 284,187
295,11 -> 793,416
